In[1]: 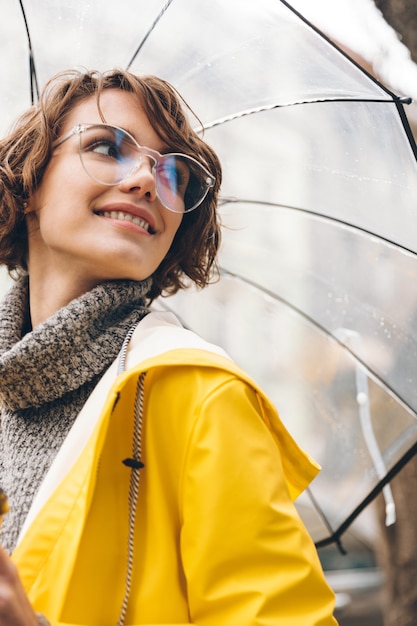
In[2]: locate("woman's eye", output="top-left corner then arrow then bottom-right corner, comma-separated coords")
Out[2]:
158,159 -> 189,190
87,140 -> 121,160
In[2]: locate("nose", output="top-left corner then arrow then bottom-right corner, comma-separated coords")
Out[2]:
118,156 -> 157,201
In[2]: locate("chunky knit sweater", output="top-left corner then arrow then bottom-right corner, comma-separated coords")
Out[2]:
0,275 -> 150,552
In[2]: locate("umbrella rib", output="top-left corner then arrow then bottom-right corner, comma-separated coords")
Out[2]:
305,487 -> 347,555
279,0 -> 406,103
219,197 -> 417,258
218,267 -> 417,419
202,96 -> 411,131
126,0 -> 175,70
17,0 -> 39,104
315,439 -> 417,548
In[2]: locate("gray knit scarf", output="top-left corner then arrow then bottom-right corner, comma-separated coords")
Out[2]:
0,275 -> 151,552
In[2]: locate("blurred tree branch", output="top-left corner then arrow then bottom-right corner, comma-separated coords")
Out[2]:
374,0 -> 417,63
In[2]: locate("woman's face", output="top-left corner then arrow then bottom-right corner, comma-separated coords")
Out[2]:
26,90 -> 183,289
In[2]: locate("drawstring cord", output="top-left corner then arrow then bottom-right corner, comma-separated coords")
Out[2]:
117,323 -> 139,376
116,323 -> 146,626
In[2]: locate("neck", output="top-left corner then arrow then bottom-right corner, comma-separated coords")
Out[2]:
28,270 -> 102,328
25,213 -> 111,327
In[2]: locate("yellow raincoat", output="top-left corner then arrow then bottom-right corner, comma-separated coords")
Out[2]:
12,312 -> 338,625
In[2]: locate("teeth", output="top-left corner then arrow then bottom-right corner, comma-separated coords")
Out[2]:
102,211 -> 151,232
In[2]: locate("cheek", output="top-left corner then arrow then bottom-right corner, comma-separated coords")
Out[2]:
154,216 -> 183,265
168,214 -> 183,240
164,215 -> 183,253
33,155 -> 91,207
162,215 -> 184,259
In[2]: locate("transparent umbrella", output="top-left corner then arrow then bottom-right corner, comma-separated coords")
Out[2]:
2,0 -> 417,548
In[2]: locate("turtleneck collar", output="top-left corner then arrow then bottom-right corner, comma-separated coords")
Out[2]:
0,275 -> 151,410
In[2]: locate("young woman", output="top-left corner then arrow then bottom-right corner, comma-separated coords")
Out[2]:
0,69 -> 338,625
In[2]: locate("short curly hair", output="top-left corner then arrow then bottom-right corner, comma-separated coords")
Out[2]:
0,69 -> 222,300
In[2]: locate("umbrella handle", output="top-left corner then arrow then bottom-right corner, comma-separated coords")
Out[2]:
335,328 -> 396,527
357,385 -> 396,526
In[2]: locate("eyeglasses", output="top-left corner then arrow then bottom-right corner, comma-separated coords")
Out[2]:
52,123 -> 216,213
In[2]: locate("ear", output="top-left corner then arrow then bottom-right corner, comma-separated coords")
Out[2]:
23,199 -> 36,213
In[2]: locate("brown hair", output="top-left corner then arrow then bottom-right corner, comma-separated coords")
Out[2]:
0,69 -> 222,300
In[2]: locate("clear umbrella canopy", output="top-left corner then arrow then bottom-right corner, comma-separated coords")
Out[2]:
1,0 -> 417,546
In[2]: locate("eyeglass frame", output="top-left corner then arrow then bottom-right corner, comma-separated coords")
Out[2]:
52,123 -> 216,213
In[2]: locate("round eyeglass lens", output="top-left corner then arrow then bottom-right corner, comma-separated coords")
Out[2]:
78,125 -> 139,186
78,124 -> 213,212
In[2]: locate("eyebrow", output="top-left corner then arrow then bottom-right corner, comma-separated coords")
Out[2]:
115,124 -> 171,155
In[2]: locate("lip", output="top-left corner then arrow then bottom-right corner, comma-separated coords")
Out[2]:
94,203 -> 158,234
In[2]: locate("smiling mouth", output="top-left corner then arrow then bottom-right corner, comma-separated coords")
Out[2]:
95,210 -> 155,234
